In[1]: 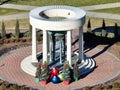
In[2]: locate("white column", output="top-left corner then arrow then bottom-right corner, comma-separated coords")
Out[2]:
32,26 -> 37,63
43,30 -> 48,63
67,30 -> 72,67
79,26 -> 84,63
49,39 -> 52,62
60,40 -> 62,64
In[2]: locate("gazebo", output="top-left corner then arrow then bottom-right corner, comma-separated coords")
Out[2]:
21,5 -> 95,76
30,5 -> 85,67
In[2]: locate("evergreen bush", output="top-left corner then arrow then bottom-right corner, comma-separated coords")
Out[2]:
114,23 -> 119,38
87,18 -> 91,33
15,19 -> 20,39
1,20 -> 6,39
112,82 -> 120,88
1,81 -> 9,90
101,19 -> 107,37
104,84 -> 112,89
82,87 -> 90,90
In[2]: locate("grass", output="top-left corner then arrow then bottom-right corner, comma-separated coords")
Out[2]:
84,17 -> 120,31
0,8 -> 29,16
0,17 -> 120,31
0,19 -> 29,30
9,0 -> 120,6
91,7 -> 120,14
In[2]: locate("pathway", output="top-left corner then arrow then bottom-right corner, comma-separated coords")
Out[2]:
0,2 -> 120,90
0,2 -> 120,21
0,45 -> 120,90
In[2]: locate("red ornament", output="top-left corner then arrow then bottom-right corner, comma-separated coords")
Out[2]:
51,68 -> 59,76
43,64 -> 46,68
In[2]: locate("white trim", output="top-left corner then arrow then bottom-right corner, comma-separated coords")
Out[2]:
30,5 -> 86,30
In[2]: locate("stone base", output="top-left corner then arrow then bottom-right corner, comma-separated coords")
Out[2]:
21,52 -> 96,76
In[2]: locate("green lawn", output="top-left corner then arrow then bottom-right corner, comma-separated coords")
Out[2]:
91,7 -> 120,14
9,0 -> 120,6
0,19 -> 29,30
0,8 -> 29,16
0,17 -> 119,31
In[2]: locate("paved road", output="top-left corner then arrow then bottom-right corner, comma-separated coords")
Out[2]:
0,4 -> 37,10
0,2 -> 120,21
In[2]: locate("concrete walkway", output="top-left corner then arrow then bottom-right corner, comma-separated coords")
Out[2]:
0,2 -> 120,21
0,4 -> 37,10
0,45 -> 120,90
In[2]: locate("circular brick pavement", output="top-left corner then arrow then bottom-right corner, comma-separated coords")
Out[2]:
0,45 -> 120,90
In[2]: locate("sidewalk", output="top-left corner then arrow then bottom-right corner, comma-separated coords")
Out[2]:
0,2 -> 120,21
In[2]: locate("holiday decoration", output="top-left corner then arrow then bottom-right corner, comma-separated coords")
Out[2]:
40,61 -> 49,85
35,62 -> 41,82
62,61 -> 71,85
51,76 -> 59,84
73,61 -> 80,81
58,73 -> 64,81
35,77 -> 40,82
51,67 -> 59,76
41,80 -> 47,85
63,80 -> 70,85
50,67 -> 60,84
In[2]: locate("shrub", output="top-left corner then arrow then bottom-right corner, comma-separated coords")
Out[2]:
10,84 -> 18,90
20,38 -> 27,43
9,38 -> 16,43
107,33 -> 115,38
114,23 -> 119,38
0,39 -> 4,44
1,20 -> 6,39
15,38 -> 20,43
1,81 -> 9,90
104,84 -> 112,89
15,19 -> 20,39
92,86 -> 102,90
82,87 -> 90,90
26,37 -> 32,42
112,82 -> 120,88
101,19 -> 107,37
94,32 -> 101,37
87,18 -> 91,33
4,39 -> 10,44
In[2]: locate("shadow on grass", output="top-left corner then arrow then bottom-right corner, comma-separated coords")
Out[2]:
0,0 -> 12,5
70,26 -> 120,78
84,26 -> 120,59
